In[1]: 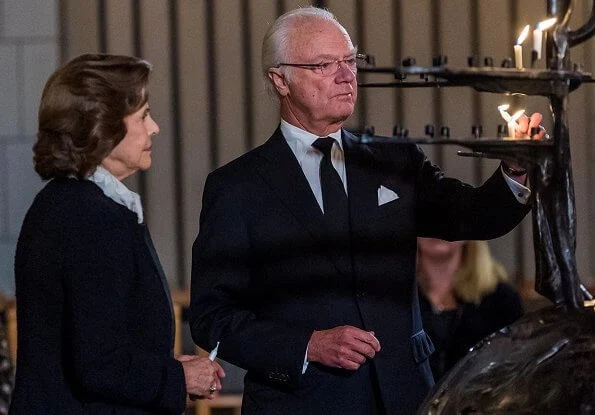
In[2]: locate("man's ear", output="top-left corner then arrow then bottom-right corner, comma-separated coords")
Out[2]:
268,68 -> 289,97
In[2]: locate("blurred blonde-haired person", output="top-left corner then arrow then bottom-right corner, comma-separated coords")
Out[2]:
417,238 -> 524,381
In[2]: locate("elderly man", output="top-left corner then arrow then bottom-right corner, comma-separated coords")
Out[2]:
190,7 -> 541,414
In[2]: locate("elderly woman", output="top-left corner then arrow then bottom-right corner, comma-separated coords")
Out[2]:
10,54 -> 224,414
416,238 -> 524,381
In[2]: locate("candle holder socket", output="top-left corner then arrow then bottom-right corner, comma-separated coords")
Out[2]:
497,124 -> 508,137
402,57 -> 416,67
424,124 -> 435,138
467,56 -> 480,67
432,55 -> 448,66
501,58 -> 513,68
472,125 -> 483,138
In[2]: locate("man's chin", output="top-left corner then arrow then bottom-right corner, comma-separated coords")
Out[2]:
329,102 -> 355,118
333,108 -> 354,122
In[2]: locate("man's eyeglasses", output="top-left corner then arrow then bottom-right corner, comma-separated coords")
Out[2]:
275,53 -> 368,76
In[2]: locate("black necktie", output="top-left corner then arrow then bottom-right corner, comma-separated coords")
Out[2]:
312,137 -> 349,233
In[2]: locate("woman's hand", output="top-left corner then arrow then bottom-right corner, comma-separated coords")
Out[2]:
176,355 -> 226,400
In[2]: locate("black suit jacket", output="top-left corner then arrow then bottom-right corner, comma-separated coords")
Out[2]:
190,128 -> 529,414
11,179 -> 186,414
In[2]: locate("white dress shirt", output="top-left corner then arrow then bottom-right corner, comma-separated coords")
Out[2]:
501,168 -> 531,204
281,120 -> 346,213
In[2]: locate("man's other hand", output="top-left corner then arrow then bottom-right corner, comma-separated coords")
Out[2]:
307,326 -> 381,370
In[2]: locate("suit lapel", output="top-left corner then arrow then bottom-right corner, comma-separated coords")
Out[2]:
256,128 -> 352,276
255,128 -> 327,245
255,128 -> 401,279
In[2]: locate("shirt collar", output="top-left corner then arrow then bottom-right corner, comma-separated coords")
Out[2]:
280,119 -> 343,150
87,166 -> 144,224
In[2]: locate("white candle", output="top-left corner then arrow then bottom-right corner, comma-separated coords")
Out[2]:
509,109 -> 526,139
533,29 -> 543,60
507,121 -> 516,139
498,105 -> 525,140
514,44 -> 523,69
532,18 -> 557,62
498,104 -> 511,128
514,25 -> 530,70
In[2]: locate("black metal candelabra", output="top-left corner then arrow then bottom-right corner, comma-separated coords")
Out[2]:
359,2 -> 595,412
357,0 -> 595,310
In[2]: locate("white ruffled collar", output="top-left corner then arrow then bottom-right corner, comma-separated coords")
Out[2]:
87,166 -> 144,224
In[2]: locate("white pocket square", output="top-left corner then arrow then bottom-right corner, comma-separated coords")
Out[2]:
377,185 -> 399,206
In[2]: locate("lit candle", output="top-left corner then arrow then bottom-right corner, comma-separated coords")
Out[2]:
498,105 -> 525,139
532,18 -> 557,63
498,105 -> 514,138
532,29 -> 542,62
497,104 -> 510,113
514,25 -> 530,69
508,110 -> 525,139
514,45 -> 523,69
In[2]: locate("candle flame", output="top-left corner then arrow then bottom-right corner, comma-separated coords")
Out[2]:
516,25 -> 530,45
498,104 -> 512,122
537,17 -> 557,31
498,105 -> 525,124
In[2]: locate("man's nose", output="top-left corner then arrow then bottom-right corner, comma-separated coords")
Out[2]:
335,61 -> 356,81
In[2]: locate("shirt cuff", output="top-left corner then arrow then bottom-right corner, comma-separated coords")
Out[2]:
501,166 -> 531,204
302,346 -> 309,374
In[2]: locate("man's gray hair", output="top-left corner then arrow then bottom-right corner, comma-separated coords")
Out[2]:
261,7 -> 346,98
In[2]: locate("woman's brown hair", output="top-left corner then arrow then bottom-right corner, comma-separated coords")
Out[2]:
34,53 -> 152,180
